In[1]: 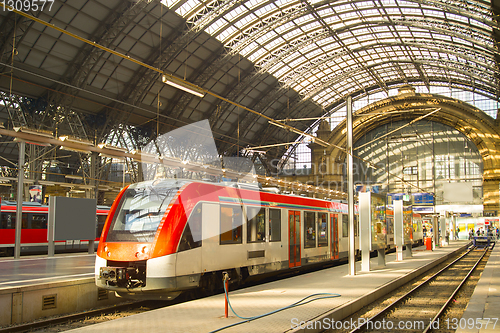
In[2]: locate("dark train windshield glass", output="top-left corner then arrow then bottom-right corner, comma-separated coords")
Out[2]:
105,179 -> 187,242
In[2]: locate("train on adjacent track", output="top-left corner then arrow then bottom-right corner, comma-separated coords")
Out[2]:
95,179 -> 424,300
0,200 -> 109,256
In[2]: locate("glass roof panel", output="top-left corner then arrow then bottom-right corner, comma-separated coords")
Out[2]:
165,0 -> 498,112
175,0 -> 199,17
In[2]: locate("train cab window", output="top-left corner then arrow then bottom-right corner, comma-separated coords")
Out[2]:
247,206 -> 265,243
106,183 -> 181,243
178,204 -> 202,252
220,205 -> 243,244
268,208 -> 281,242
304,211 -> 316,248
318,213 -> 328,247
30,214 -> 47,229
1,213 -> 14,229
342,214 -> 348,238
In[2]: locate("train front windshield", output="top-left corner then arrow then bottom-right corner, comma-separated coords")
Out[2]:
105,180 -> 185,242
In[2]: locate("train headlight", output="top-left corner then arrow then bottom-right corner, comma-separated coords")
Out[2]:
107,251 -> 111,257
104,246 -> 108,252
141,246 -> 148,253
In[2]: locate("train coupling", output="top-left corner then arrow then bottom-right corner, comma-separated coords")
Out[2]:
99,267 -> 139,287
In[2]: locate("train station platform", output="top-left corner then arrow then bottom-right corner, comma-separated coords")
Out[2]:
0,253 -> 95,288
457,242 -> 500,333
66,241 -> 470,333
0,253 -> 123,327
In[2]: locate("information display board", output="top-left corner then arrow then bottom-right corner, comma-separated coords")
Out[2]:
371,193 -> 386,250
403,205 -> 413,244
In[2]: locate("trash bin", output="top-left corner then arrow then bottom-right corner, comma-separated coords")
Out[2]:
425,237 -> 432,251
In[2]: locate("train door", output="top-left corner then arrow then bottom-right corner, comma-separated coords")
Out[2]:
330,214 -> 339,260
288,211 -> 301,268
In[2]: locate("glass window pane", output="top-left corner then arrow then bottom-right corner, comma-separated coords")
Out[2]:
220,205 -> 243,244
247,206 -> 265,243
318,213 -> 328,247
1,213 -> 14,229
30,214 -> 47,229
342,214 -> 348,238
269,208 -> 281,242
304,211 -> 316,248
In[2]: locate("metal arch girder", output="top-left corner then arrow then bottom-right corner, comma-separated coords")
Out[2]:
220,8 -> 497,96
256,21 -> 496,88
282,24 -> 494,96
218,0 -> 495,64
225,3 -> 310,55
301,58 -> 498,103
98,17 -> 205,140
186,0 -> 241,33
60,0 -> 150,90
40,0 -> 150,141
280,37 -> 496,90
303,0 -> 389,94
283,0 -> 494,27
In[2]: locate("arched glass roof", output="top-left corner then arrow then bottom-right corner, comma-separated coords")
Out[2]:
162,0 -> 499,109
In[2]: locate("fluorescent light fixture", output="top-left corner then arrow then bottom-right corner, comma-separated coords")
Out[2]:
60,146 -> 91,154
162,75 -> 205,98
99,152 -> 125,159
131,150 -> 159,160
59,135 -> 93,146
13,127 -> 53,138
14,137 -> 51,146
98,143 -> 128,152
65,175 -> 83,180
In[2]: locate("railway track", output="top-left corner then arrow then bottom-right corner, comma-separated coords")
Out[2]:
346,244 -> 491,333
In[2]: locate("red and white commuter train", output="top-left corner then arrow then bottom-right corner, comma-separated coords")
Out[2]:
95,179 -> 424,300
0,200 -> 109,255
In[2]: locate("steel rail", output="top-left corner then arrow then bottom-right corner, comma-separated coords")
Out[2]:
348,244 -> 478,333
423,245 -> 490,333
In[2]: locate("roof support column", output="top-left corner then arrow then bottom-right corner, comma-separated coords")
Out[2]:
347,96 -> 355,276
14,140 -> 25,259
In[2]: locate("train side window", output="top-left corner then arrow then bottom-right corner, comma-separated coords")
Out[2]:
247,206 -> 265,243
220,205 -> 243,244
178,204 -> 202,252
304,211 -> 316,248
2,213 -> 28,229
22,213 -> 28,228
342,214 -> 348,238
1,213 -> 14,229
30,214 -> 47,229
268,208 -> 281,242
318,212 -> 328,247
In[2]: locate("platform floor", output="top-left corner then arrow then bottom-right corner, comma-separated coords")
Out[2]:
0,253 -> 95,289
66,241 -> 469,333
457,242 -> 500,333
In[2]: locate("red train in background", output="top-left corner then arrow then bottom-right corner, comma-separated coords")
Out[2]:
0,200 -> 110,256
